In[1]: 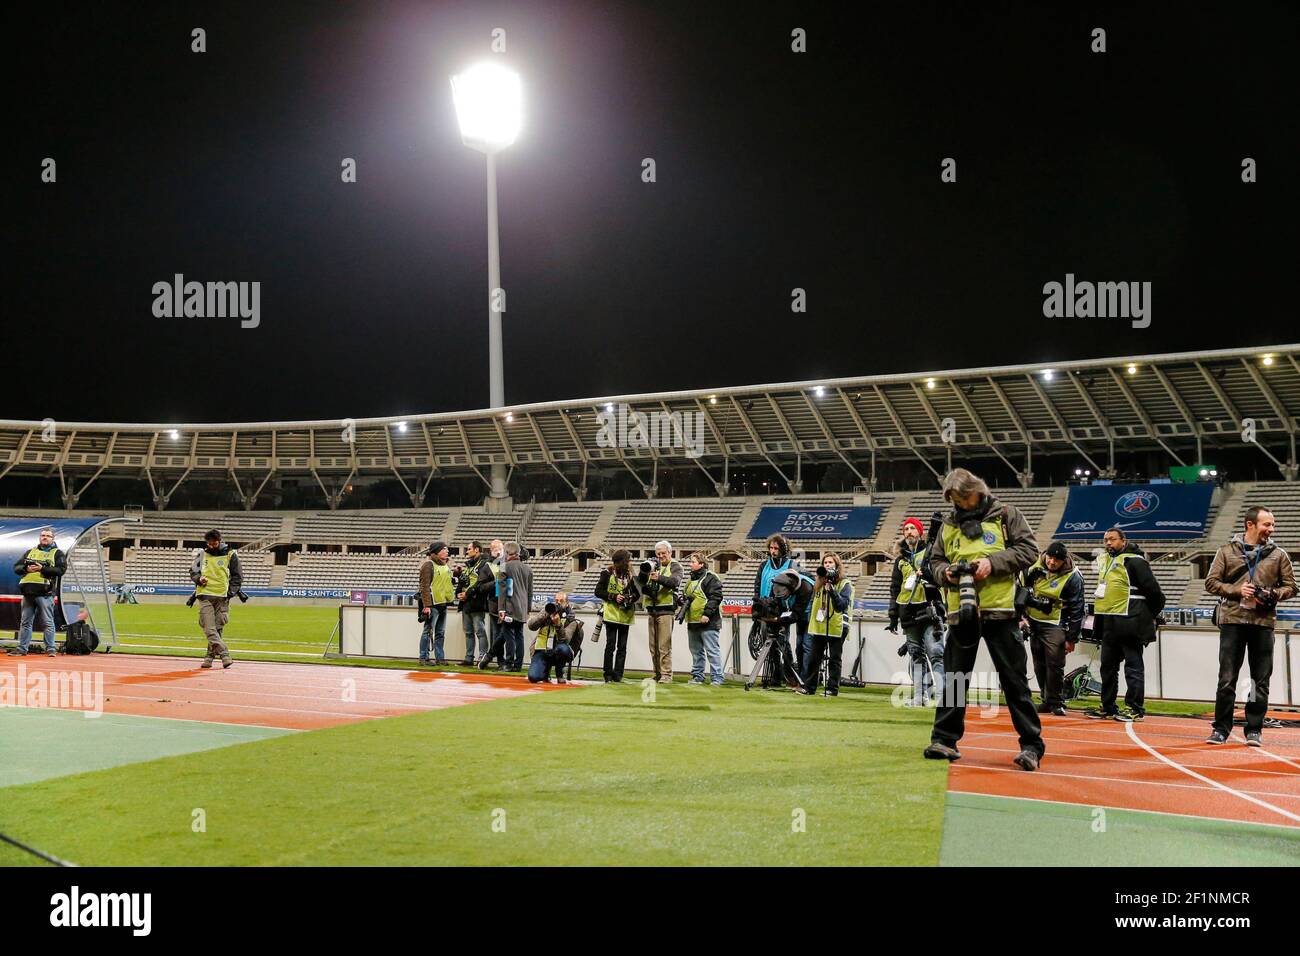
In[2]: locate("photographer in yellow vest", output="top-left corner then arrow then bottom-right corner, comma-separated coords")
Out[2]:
7,526 -> 66,657
189,529 -> 243,669
797,552 -> 854,696
1021,542 -> 1085,716
1086,527 -> 1165,721
922,469 -> 1045,771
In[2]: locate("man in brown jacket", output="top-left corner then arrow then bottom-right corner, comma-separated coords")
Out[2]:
1204,507 -> 1296,746
922,468 -> 1045,770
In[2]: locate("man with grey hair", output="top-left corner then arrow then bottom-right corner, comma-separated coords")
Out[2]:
8,526 -> 66,657
923,468 -> 1045,770
640,540 -> 682,683
493,540 -> 533,671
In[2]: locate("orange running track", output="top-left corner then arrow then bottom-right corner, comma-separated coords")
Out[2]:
949,710 -> 1300,829
0,653 -> 573,730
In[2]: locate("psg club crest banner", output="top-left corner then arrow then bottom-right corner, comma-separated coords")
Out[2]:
748,506 -> 882,541
1055,483 -> 1213,538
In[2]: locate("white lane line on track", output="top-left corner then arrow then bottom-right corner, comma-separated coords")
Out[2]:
964,728 -> 1300,772
955,762 -> 1300,808
1124,721 -> 1300,824
958,742 -> 1300,782
101,682 -> 510,709
1244,738 -> 1300,771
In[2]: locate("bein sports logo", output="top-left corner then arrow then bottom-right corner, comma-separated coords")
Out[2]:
1115,490 -> 1159,519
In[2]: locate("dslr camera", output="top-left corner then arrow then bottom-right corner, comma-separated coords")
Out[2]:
946,560 -> 979,625
815,564 -> 838,582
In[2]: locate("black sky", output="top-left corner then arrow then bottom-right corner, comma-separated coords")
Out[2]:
9,1 -> 1298,424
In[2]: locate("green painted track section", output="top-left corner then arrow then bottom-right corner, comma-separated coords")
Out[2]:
0,682 -> 947,866
941,792 -> 1300,866
0,707 -> 291,788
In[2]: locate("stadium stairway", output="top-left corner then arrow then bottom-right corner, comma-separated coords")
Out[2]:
584,503 -> 619,556
1035,488 -> 1070,547
729,497 -> 767,551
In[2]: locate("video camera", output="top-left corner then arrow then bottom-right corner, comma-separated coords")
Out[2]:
187,589 -> 250,608
752,595 -> 782,620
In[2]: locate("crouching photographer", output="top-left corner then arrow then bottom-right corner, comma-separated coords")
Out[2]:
888,517 -> 945,706
923,469 -> 1044,771
527,593 -> 580,684
797,553 -> 854,696
1019,542 -> 1085,716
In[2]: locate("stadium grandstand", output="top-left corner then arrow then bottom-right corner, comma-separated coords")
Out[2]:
2,345 -> 1298,616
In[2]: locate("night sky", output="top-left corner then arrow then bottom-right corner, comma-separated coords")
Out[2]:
10,1 -> 1297,425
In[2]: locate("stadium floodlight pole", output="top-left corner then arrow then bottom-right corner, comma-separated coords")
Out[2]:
451,62 -> 523,502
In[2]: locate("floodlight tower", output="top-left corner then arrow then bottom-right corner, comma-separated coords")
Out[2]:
451,61 -> 523,503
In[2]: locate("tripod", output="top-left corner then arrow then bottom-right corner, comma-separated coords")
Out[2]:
744,620 -> 804,691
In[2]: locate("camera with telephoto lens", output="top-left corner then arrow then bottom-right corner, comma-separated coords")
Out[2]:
947,560 -> 979,625
815,564 -> 838,582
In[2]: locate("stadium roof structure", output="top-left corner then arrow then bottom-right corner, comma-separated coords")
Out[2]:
3,344 -> 1298,509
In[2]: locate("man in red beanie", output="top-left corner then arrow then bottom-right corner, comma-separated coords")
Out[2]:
889,517 -> 944,705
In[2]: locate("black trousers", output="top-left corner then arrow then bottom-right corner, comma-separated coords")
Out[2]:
1213,623 -> 1274,735
802,634 -> 844,694
602,622 -> 630,680
931,616 -> 1044,757
1099,630 -> 1145,713
1029,623 -> 1068,709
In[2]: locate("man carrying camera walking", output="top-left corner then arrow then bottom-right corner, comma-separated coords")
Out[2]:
641,540 -> 682,683
1204,507 -> 1295,746
8,526 -> 66,657
888,517 -> 944,706
190,529 -> 242,669
527,592 -> 579,684
1086,528 -> 1165,722
1021,542 -> 1085,716
923,469 -> 1044,771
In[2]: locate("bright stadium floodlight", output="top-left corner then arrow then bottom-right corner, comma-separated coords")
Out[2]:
396,421 -> 408,433
1262,355 -> 1275,366
451,62 -> 523,153
925,378 -> 936,389
450,61 -> 523,503
1042,369 -> 1055,381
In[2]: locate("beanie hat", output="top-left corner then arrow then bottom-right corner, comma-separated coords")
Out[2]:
1044,542 -> 1068,561
426,540 -> 448,556
901,517 -> 925,537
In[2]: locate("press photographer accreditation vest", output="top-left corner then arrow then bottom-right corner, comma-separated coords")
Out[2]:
603,573 -> 635,625
683,571 -> 720,624
941,519 -> 1015,615
1094,553 -> 1140,616
196,551 -> 231,597
644,560 -> 676,609
896,547 -> 928,605
430,563 -> 455,605
1025,558 -> 1072,625
808,579 -> 854,637
20,546 -> 56,587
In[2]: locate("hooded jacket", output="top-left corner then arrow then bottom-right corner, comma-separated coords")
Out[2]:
925,494 -> 1039,622
1205,534 -> 1296,628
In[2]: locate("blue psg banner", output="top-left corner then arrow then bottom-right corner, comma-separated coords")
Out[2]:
748,506 -> 883,541
1055,484 -> 1213,539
